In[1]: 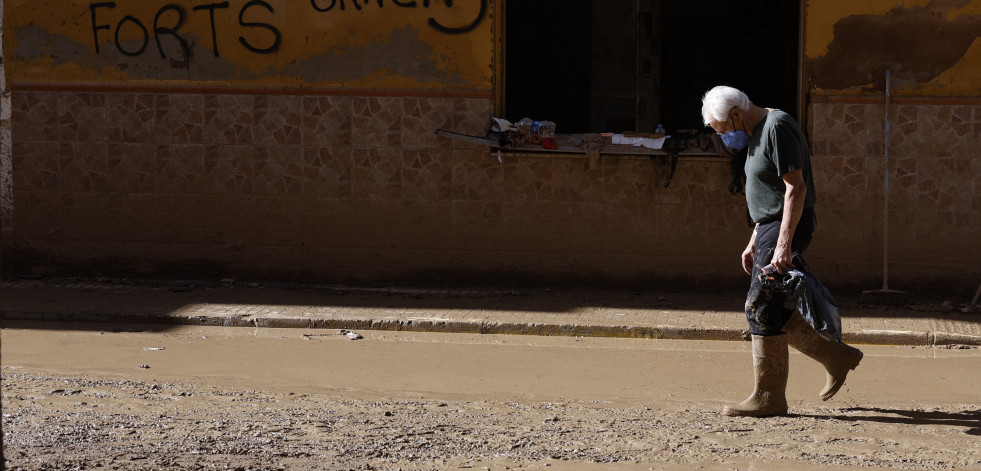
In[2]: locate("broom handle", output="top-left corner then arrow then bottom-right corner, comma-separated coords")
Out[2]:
883,68 -> 891,291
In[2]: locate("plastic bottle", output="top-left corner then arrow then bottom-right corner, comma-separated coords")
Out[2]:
517,117 -> 534,134
654,124 -> 665,138
538,120 -> 556,138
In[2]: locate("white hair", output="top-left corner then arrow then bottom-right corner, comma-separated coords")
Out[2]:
701,86 -> 751,127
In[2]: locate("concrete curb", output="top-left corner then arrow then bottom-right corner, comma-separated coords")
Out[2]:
3,309 -> 979,347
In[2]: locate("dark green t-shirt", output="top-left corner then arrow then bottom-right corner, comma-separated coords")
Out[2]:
744,110 -> 816,224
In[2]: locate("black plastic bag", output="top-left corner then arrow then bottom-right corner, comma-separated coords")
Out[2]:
760,267 -> 843,343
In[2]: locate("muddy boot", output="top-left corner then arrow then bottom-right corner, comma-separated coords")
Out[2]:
783,313 -> 863,401
723,334 -> 789,418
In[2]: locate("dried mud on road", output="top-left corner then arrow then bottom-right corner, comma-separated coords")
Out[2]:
1,325 -> 979,470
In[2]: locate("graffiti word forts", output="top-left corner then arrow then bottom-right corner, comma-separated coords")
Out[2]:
309,0 -> 487,34
90,1 -> 281,59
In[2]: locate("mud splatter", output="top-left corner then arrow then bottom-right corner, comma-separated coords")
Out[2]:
808,0 -> 981,91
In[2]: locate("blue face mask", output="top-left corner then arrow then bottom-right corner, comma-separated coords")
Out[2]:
719,109 -> 750,150
721,130 -> 750,150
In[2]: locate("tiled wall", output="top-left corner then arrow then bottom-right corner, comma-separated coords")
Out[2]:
10,90 -> 974,290
5,89 -> 753,286
808,101 -> 981,290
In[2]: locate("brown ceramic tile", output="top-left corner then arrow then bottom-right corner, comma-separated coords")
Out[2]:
451,149 -> 502,201
602,156 -> 655,203
156,144 -> 206,194
654,204 -> 746,257
204,145 -> 255,195
204,95 -> 254,145
402,148 -> 453,201
12,190 -> 69,240
450,200 -> 503,250
302,96 -> 352,147
552,157 -> 604,203
352,148 -> 402,200
503,157 -> 553,202
400,200 -> 455,249
255,95 -> 302,146
451,98 -> 493,148
105,192 -> 161,242
973,158 -> 981,213
59,92 -> 107,142
59,191 -> 112,241
107,93 -> 155,143
155,94 -> 204,144
402,97 -> 454,148
868,104 -> 919,159
812,155 -> 867,210
108,143 -> 156,193
203,195 -> 255,246
918,105 -> 972,159
912,210 -> 972,261
810,103 -> 866,157
807,208 -> 874,261
59,142 -> 107,192
916,158 -> 972,213
502,201 -> 555,252
11,91 -> 59,142
889,157 -> 917,211
301,197 -> 357,248
352,97 -> 403,147
12,141 -> 60,191
656,159 -> 731,205
156,194 -> 211,244
254,146 -> 303,196
548,202 -> 606,252
244,196 -> 305,246
351,199 -> 406,248
301,147 -> 353,198
602,202 -> 658,254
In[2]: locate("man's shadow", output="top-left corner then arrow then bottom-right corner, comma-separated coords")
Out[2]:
800,407 -> 981,436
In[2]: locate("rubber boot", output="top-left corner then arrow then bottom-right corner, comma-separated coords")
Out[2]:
783,313 -> 863,401
723,334 -> 789,418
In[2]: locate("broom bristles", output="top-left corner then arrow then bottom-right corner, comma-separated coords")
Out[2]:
860,288 -> 908,306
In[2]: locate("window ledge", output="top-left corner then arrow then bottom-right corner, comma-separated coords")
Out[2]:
498,133 -> 731,162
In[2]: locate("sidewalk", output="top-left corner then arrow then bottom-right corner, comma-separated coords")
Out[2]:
1,278 -> 979,346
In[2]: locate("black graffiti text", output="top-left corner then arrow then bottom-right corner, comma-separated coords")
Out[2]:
89,1 -> 282,61
309,0 -> 486,34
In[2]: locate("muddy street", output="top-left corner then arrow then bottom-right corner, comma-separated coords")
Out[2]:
1,322 -> 979,470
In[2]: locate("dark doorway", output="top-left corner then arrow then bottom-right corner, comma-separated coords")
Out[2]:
505,0 -> 801,134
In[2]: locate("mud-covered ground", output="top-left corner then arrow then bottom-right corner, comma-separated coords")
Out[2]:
1,324 -> 979,470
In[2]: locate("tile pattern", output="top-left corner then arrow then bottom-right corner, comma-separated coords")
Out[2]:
808,101 -> 980,282
7,91 -> 980,287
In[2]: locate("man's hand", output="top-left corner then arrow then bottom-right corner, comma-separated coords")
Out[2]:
770,245 -> 795,274
742,226 -> 757,275
741,244 -> 755,275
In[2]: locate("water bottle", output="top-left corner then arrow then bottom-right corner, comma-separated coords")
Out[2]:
539,120 -> 556,138
517,117 -> 534,134
654,124 -> 665,138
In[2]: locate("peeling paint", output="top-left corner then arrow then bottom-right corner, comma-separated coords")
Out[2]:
3,0 -> 492,90
808,0 -> 981,93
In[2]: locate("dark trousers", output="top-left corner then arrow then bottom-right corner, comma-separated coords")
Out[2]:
745,208 -> 816,336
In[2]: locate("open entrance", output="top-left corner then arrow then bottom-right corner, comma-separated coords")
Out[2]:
504,0 -> 802,134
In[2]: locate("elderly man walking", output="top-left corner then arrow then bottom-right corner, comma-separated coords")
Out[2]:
701,85 -> 864,417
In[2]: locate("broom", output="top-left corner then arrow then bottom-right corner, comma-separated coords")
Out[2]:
861,68 -> 908,306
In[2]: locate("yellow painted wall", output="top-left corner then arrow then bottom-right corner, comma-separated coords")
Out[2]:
4,0 -> 494,90
806,0 -> 981,96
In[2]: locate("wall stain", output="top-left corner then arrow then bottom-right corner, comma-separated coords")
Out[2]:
13,23 -> 464,85
808,0 -> 981,91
